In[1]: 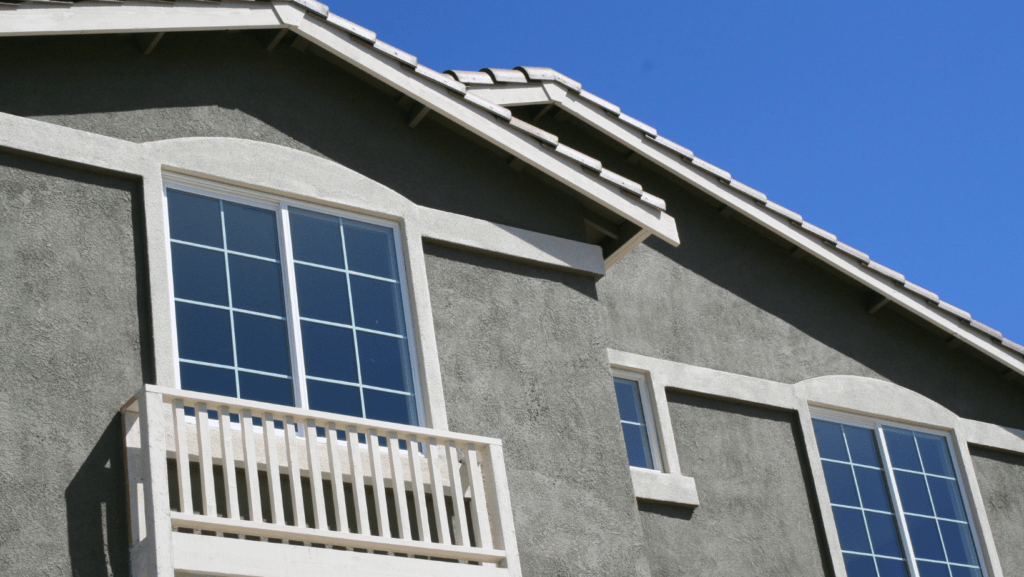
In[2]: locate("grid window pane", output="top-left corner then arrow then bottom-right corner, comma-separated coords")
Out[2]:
613,377 -> 655,470
876,557 -> 909,577
223,202 -> 279,259
822,461 -> 860,507
350,275 -> 404,334
179,363 -> 235,398
343,218 -> 398,279
290,208 -> 345,269
842,552 -> 877,577
357,332 -> 413,392
295,265 -> 350,324
621,423 -> 652,469
228,255 -> 285,316
171,244 -> 227,306
167,190 -> 222,247
175,303 -> 233,366
307,380 -> 362,418
364,388 -> 414,425
238,372 -> 293,406
233,313 -> 291,376
300,322 -> 358,383
814,419 -> 850,461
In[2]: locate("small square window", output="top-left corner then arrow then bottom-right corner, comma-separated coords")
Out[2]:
613,370 -> 662,471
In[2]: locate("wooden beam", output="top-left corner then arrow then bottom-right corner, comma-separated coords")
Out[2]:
266,28 -> 288,52
134,31 -> 164,55
407,103 -> 430,128
290,34 -> 310,52
868,294 -> 890,315
507,157 -> 526,172
532,102 -> 555,123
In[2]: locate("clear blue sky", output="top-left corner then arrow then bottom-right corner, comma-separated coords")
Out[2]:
329,1 -> 1024,344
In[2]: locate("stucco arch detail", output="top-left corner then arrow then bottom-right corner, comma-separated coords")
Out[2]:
795,374 -> 959,429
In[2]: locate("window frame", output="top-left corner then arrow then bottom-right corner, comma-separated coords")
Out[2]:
810,407 -> 991,577
162,173 -> 426,427
612,368 -> 665,472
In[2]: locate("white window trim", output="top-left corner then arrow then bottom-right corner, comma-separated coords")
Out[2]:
612,368 -> 665,472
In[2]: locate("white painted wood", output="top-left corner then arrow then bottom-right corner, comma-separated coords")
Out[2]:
952,428 -> 1005,577
137,391 -> 174,577
465,85 -> 552,106
465,444 -> 492,550
172,399 -> 193,515
446,441 -> 471,546
407,435 -> 432,542
427,438 -> 451,545
284,416 -> 306,528
794,405 -> 847,577
326,425 -> 350,532
263,412 -> 286,525
388,433 -> 412,539
194,403 -> 217,517
347,426 -> 371,535
219,406 -> 240,520
306,419 -> 329,530
240,410 -> 263,522
367,429 -> 391,537
0,4 -> 284,37
483,445 -> 521,576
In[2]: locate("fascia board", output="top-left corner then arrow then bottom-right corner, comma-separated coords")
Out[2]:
551,85 -> 1024,378
0,3 -> 285,36
464,85 -> 553,107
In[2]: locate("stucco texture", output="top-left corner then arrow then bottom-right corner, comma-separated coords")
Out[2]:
638,393 -> 831,577
0,152 -> 149,576
423,244 -> 652,577
970,447 -> 1024,576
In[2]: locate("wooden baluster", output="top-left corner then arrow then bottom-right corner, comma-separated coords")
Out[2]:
446,441 -> 470,546
284,417 -> 306,528
347,426 -> 370,535
326,424 -> 350,532
485,444 -> 520,573
306,419 -> 328,530
240,410 -> 262,522
263,413 -> 285,524
426,438 -> 451,545
195,403 -> 217,517
407,435 -> 431,542
367,429 -> 390,537
465,443 -> 492,549
218,406 -> 240,520
172,399 -> 193,515
387,433 -> 412,539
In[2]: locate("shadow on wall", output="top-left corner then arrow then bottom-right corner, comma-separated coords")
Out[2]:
65,413 -> 131,577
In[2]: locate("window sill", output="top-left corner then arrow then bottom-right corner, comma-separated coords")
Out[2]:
630,467 -> 699,508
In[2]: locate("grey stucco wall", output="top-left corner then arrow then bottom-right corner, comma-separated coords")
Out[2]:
0,152 -> 149,576
970,447 -> 1024,576
0,32 -> 586,243
638,392 -> 831,577
423,244 -> 653,577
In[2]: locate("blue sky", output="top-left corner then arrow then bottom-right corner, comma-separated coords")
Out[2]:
328,1 -> 1024,344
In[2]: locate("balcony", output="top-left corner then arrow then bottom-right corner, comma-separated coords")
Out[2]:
121,386 -> 520,577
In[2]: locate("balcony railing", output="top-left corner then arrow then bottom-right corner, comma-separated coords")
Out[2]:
122,385 -> 520,577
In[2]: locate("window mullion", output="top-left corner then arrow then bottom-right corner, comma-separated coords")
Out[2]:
338,219 -> 366,419
219,199 -> 242,400
279,204 -> 308,410
876,423 -> 921,577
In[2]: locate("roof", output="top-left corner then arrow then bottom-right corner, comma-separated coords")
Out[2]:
0,0 -> 1021,379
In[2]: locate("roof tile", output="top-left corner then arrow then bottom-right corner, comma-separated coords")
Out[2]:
482,68 -> 528,84
514,66 -> 583,93
599,169 -> 644,196
291,0 -> 329,17
372,40 -> 417,68
414,65 -> 466,94
577,89 -> 621,116
970,320 -> 1003,340
691,157 -> 732,182
645,134 -> 694,161
618,113 -> 657,137
462,92 -> 513,121
765,201 -> 803,224
729,180 -> 768,204
640,192 -> 667,211
938,301 -> 972,322
508,117 -> 559,147
443,70 -> 493,85
835,242 -> 869,263
325,13 -> 376,43
1002,338 -> 1024,356
904,281 -> 939,303
866,261 -> 906,284
553,143 -> 602,173
801,222 -> 838,244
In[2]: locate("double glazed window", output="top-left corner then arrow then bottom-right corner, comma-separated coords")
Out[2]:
165,182 -> 420,426
812,416 -> 985,577
613,371 -> 661,470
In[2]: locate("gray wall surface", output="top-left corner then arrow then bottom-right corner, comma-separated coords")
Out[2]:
638,392 -> 832,577
0,32 -> 586,243
423,244 -> 654,577
970,447 -> 1024,577
0,151 -> 149,577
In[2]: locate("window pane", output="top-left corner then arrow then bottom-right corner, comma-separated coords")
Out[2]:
865,511 -> 903,558
223,202 -> 278,259
167,190 -> 222,247
290,209 -> 345,269
950,566 -> 982,577
893,471 -> 934,516
307,380 -> 362,418
621,423 -> 652,469
357,332 -> 413,392
350,275 -> 404,334
916,561 -> 951,577
884,428 -> 922,472
171,244 -> 227,306
846,426 -> 882,467
301,322 -> 358,383
833,506 -> 871,553
175,302 -> 233,366
905,516 -> 945,562
939,521 -> 978,566
179,362 -> 235,398
233,313 -> 291,376
813,420 -> 850,462
822,461 -> 860,507
842,553 -> 877,577
363,389 -> 415,425
614,378 -> 643,424
875,557 -> 909,577
855,466 -> 892,511
238,372 -> 293,406
343,219 -> 398,279
928,476 -> 967,521
229,255 -> 285,316
295,264 -> 350,324
915,433 -> 955,477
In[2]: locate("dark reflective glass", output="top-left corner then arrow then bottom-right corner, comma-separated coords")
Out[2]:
229,255 -> 285,316
167,190 -> 222,247
813,419 -> 849,462
295,265 -> 350,324
356,332 -> 412,392
894,471 -> 934,516
916,434 -> 955,477
939,521 -> 978,566
238,372 -> 293,406
233,313 -> 291,375
855,466 -> 892,511
916,561 -> 951,577
175,302 -> 233,366
884,428 -> 922,472
614,378 -> 643,424
350,275 -> 403,334
622,423 -> 653,469
300,322 -> 357,383
905,516 -> 945,562
876,557 -> 909,577
171,244 -> 227,306
343,219 -> 397,279
928,477 -> 967,521
307,380 -> 362,418
363,389 -> 414,425
846,426 -> 881,467
833,506 -> 871,553
290,209 -> 344,269
865,511 -> 903,557
179,362 -> 235,398
223,202 -> 279,259
842,553 -> 877,577
950,565 -> 982,577
823,461 -> 860,507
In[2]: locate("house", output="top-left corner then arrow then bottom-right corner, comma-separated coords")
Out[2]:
1,2 -> 1022,576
